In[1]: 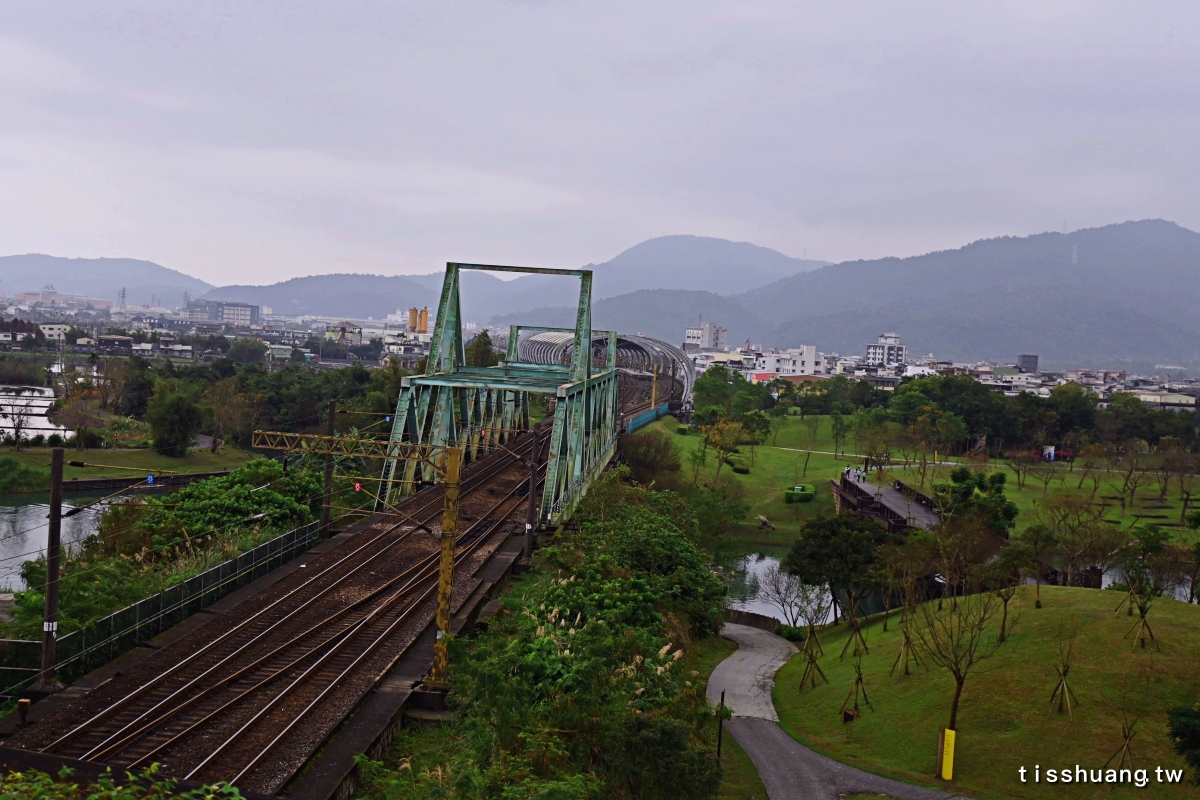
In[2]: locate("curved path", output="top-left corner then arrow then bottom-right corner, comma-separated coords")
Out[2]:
708,623 -> 966,800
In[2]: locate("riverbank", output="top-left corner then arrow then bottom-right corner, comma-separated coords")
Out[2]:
0,446 -> 255,491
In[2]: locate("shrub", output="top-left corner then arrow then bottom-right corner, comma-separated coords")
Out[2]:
0,455 -> 47,492
784,485 -> 815,503
623,428 -> 682,484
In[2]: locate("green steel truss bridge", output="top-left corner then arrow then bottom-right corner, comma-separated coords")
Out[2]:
380,262 -> 622,526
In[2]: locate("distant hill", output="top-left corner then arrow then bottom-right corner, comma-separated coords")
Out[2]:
740,219 -> 1200,363
504,220 -> 1200,366
0,254 -> 213,308
490,289 -> 765,346
202,274 -> 440,319
199,234 -> 824,321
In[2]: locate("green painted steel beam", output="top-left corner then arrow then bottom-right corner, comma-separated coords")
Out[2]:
380,262 -> 619,525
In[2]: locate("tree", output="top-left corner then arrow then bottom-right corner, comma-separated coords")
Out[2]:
57,397 -> 102,450
755,563 -> 807,628
146,381 -> 203,456
204,378 -> 259,451
1029,457 -> 1062,496
913,588 -> 1006,731
1013,524 -> 1058,608
768,403 -> 789,446
932,467 -> 1018,536
227,338 -> 268,365
623,428 -> 681,484
1166,705 -> 1200,784
1114,440 -> 1151,512
0,387 -> 38,449
785,515 -> 899,649
1042,494 -> 1122,587
829,411 -> 848,459
1006,451 -> 1039,490
465,329 -> 499,367
702,420 -> 742,479
977,543 -> 1029,643
740,410 -> 771,466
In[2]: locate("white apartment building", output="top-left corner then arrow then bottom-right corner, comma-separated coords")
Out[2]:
683,320 -> 726,351
754,345 -> 824,376
865,332 -> 907,368
38,324 -> 70,341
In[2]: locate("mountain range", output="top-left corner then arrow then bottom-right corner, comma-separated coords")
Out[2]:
4,221 -> 1199,367
0,254 -> 214,309
198,235 -> 828,320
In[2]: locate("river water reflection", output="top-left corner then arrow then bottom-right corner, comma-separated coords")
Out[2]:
0,494 -> 107,590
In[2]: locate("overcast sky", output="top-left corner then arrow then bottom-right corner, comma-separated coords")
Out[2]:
1,1 -> 1198,286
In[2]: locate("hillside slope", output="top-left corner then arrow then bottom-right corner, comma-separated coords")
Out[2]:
514,220 -> 1200,365
0,254 -> 213,308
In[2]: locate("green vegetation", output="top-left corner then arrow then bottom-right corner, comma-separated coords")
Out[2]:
774,587 -> 1200,799
0,766 -> 242,799
356,470 -> 729,799
0,454 -> 48,492
4,458 -> 323,637
2,447 -> 255,487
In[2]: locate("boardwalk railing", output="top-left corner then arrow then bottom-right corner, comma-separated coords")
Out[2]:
829,477 -> 911,535
0,520 -> 320,699
892,479 -> 936,511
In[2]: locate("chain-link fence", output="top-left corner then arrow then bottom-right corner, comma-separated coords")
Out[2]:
0,520 -> 320,698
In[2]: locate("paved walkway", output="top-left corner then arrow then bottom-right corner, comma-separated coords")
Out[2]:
708,623 -> 964,800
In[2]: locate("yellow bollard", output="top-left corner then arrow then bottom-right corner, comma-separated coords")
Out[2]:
936,728 -> 956,781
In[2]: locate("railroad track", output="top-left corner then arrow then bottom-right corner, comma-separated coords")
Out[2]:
9,431 -> 547,794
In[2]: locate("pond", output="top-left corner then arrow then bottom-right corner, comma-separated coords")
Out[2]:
0,484 -> 183,592
0,385 -> 72,440
0,493 -> 107,590
718,546 -> 837,625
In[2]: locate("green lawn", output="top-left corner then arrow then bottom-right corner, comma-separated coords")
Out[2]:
773,586 -> 1200,800
2,445 -> 255,487
658,415 -> 854,547
659,415 -> 1200,548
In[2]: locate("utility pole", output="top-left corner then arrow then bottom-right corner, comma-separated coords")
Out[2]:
320,399 -> 335,536
34,448 -> 65,696
426,447 -> 462,689
651,363 -> 658,409
525,428 -> 539,560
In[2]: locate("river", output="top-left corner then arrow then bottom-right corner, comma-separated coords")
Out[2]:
0,493 -> 109,590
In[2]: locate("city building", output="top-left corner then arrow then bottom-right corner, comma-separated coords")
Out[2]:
683,320 -> 726,351
1018,354 -> 1039,374
16,285 -> 113,310
754,345 -> 825,377
186,299 -> 260,328
38,324 -> 70,341
864,332 -> 907,368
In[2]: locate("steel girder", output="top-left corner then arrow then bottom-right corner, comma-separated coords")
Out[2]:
379,263 -> 619,526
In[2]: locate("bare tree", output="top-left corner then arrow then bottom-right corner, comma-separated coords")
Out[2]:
1006,451 -> 1039,490
0,387 -> 39,449
913,589 -> 1006,731
1030,458 -> 1062,496
1177,455 -> 1200,524
756,563 -> 806,627
1115,441 -> 1151,512
1042,494 -> 1112,586
57,397 -> 102,450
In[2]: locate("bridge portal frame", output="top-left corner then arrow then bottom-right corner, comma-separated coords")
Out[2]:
380,263 -> 619,525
